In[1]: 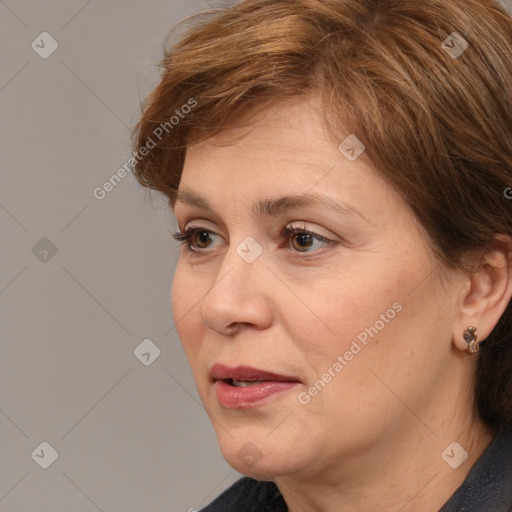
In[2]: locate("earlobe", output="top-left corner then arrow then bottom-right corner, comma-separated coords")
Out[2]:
453,235 -> 512,353
453,324 -> 481,353
462,325 -> 480,353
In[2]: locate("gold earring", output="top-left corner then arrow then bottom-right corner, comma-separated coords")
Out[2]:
463,326 -> 480,353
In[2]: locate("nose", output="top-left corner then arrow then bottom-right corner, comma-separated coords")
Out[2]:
200,246 -> 273,336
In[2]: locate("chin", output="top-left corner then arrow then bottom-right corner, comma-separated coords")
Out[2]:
225,452 -> 293,481
215,430 -> 313,481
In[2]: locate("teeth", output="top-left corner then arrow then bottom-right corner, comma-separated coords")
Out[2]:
231,379 -> 264,387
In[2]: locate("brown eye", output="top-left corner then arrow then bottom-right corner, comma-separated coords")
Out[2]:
291,232 -> 314,252
283,226 -> 334,253
194,230 -> 214,249
172,226 -> 222,252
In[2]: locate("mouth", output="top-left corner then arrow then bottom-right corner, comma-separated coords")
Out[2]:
224,378 -> 268,387
210,364 -> 301,409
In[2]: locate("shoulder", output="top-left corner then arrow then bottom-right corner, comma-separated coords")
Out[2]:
199,476 -> 287,512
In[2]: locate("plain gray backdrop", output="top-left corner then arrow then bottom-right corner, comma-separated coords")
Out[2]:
0,1 -> 242,510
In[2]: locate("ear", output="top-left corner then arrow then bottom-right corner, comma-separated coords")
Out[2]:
453,235 -> 512,352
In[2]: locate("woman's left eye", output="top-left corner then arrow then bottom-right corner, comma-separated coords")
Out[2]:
281,225 -> 336,253
171,224 -> 336,253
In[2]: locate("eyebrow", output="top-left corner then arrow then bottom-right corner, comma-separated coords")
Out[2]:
175,188 -> 367,222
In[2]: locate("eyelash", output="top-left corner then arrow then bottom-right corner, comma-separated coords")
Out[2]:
171,225 -> 336,254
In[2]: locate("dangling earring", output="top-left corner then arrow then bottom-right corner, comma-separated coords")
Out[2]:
463,326 -> 480,353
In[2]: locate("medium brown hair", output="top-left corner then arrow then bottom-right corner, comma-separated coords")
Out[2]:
132,0 -> 512,431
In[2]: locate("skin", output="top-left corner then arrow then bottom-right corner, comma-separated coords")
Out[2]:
171,96 -> 512,512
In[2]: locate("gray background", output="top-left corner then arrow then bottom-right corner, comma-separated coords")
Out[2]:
0,1 -> 242,510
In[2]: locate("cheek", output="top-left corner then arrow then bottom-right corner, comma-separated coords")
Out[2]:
298,270 -> 448,431
287,274 -> 395,359
286,268 -> 408,389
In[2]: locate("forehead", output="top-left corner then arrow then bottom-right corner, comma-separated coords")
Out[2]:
179,96 -> 409,228
182,97 -> 362,197
186,96 -> 338,165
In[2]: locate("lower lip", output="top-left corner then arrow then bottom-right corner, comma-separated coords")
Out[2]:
214,380 -> 300,409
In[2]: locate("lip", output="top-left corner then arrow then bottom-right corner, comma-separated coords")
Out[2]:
210,364 -> 301,409
210,364 -> 300,382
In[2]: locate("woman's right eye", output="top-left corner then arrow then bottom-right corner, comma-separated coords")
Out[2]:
172,227 -> 220,251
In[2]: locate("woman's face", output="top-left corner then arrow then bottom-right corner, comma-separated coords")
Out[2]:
171,97 -> 466,482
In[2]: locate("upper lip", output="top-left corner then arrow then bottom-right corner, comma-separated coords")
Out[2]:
210,364 -> 300,383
